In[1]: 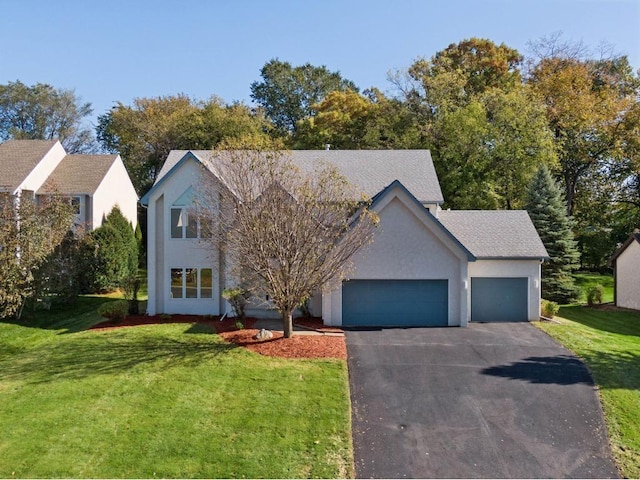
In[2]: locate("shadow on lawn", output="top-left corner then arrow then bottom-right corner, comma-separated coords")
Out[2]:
482,354 -> 594,386
559,305 -> 640,337
2,296 -> 121,334
0,331 -> 236,385
577,349 -> 640,391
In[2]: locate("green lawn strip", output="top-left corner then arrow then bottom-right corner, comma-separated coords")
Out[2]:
573,271 -> 614,304
536,306 -> 640,478
0,322 -> 352,478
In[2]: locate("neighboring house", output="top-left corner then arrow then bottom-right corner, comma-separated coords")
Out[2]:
611,232 -> 640,311
141,150 -> 548,327
0,139 -> 138,229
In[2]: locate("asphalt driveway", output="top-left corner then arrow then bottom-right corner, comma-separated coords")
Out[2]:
346,323 -> 619,478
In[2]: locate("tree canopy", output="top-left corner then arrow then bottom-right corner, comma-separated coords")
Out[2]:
404,38 -> 524,117
250,59 -> 357,135
0,80 -> 95,153
293,88 -> 421,149
528,54 -> 639,216
96,95 -> 270,194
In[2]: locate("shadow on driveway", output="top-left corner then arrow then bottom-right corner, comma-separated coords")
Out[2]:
482,354 -> 594,385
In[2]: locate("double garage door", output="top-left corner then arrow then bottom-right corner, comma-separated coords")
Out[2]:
341,277 -> 529,327
342,279 -> 449,327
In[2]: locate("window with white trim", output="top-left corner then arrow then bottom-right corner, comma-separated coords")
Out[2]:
170,187 -> 211,239
170,207 -> 199,238
170,268 -> 213,299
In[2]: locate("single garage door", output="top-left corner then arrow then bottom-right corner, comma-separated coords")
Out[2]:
342,279 -> 448,327
471,277 -> 528,322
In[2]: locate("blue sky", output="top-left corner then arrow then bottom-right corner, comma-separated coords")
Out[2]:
1,0 -> 638,127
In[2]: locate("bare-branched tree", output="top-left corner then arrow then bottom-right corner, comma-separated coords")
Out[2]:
196,138 -> 378,337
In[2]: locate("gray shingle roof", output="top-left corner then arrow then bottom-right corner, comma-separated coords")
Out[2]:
438,210 -> 549,259
0,139 -> 58,191
157,150 -> 444,204
37,154 -> 118,195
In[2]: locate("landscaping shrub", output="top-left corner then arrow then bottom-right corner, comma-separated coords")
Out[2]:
78,206 -> 138,293
222,286 -> 249,320
587,284 -> 604,306
97,300 -> 129,321
541,299 -> 559,318
121,275 -> 141,315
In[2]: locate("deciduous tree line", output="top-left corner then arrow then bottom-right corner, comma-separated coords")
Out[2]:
2,35 -> 639,274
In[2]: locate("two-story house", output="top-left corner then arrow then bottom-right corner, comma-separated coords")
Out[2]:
141,149 -> 548,328
0,139 -> 138,229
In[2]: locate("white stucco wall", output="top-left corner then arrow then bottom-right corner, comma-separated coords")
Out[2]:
146,158 -> 221,316
322,189 -> 469,326
468,259 -> 542,321
92,156 -> 138,229
616,240 -> 640,310
17,141 -> 65,193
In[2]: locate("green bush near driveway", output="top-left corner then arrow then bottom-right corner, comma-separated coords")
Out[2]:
0,298 -> 353,478
536,305 -> 640,478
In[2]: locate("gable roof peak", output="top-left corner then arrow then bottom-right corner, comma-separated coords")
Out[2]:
0,139 -> 63,192
371,179 -> 475,261
610,231 -> 640,263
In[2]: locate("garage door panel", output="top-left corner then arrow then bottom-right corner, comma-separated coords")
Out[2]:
471,277 -> 528,322
342,279 -> 448,327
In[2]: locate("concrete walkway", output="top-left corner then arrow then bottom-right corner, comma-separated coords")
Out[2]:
253,318 -> 344,336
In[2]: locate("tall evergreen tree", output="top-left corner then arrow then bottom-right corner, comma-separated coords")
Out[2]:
78,206 -> 138,293
525,165 -> 581,303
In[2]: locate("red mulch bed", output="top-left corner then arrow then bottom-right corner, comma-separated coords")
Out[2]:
91,315 -> 345,359
218,329 -> 346,359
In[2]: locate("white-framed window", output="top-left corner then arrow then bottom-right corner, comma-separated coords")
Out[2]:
170,267 -> 213,299
170,207 -> 212,239
170,207 -> 199,239
170,186 -> 212,239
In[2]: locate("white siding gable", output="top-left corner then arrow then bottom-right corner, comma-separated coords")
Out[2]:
92,155 -> 138,228
16,141 -> 65,194
323,185 -> 469,326
616,240 -> 640,310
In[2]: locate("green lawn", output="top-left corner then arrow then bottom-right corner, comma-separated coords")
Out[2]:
536,305 -> 640,478
573,271 -> 614,304
0,297 -> 353,478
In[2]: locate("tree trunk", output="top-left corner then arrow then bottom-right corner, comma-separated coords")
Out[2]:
283,310 -> 294,338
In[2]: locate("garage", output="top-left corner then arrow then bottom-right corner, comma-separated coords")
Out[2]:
342,279 -> 448,327
471,277 -> 528,322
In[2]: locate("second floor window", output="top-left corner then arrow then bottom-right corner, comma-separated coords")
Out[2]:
171,207 -> 197,238
170,186 -> 212,239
